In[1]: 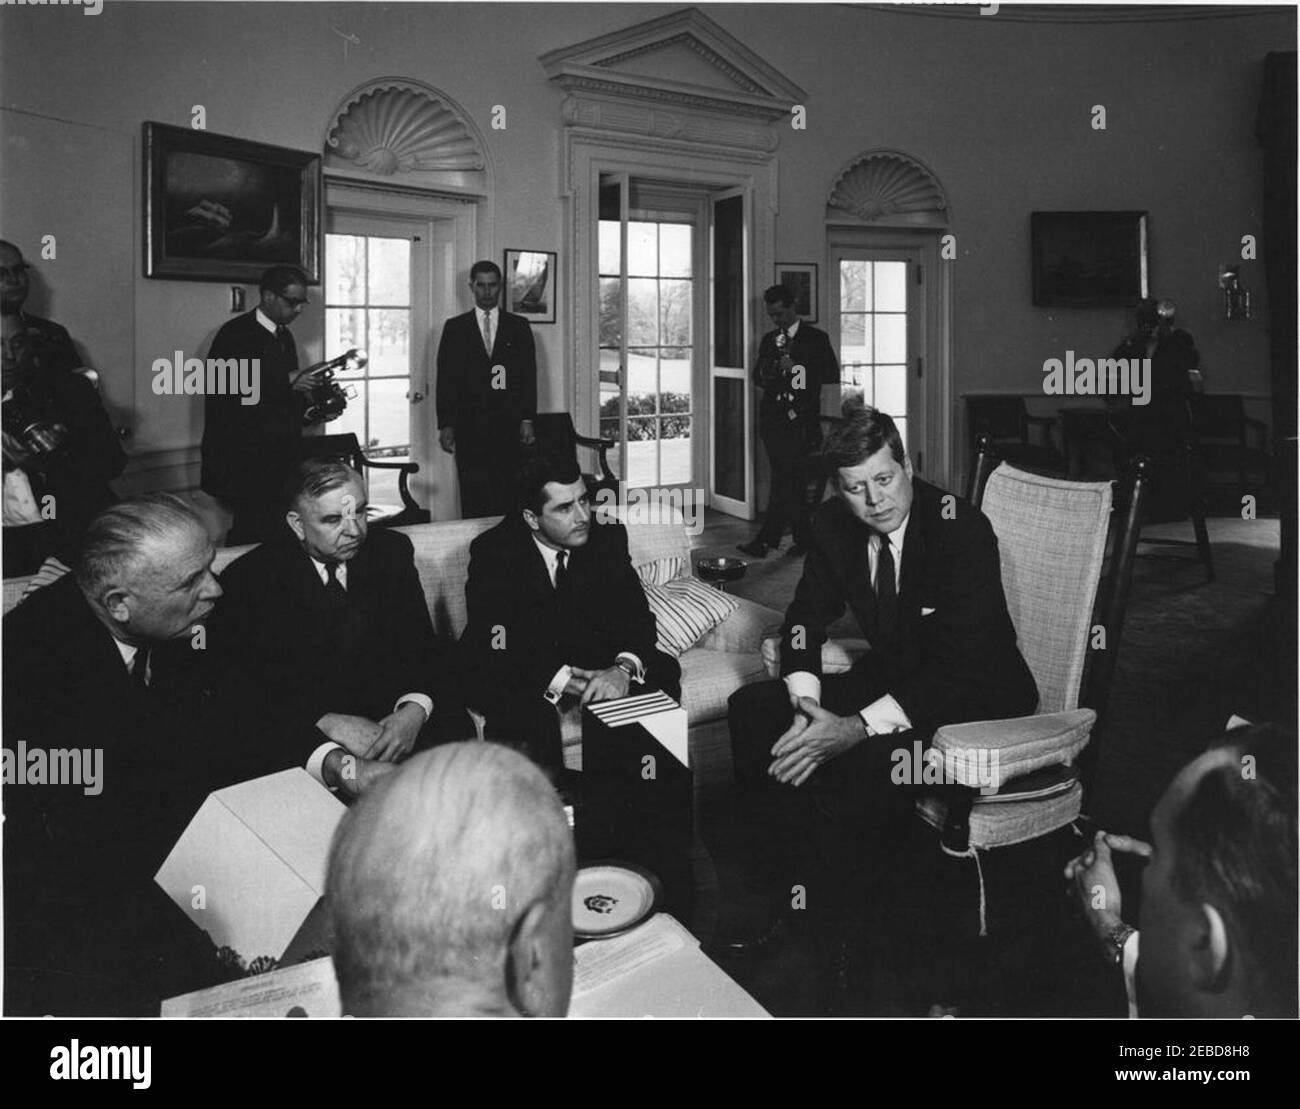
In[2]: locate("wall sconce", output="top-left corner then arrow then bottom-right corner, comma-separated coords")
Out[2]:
1218,264 -> 1251,320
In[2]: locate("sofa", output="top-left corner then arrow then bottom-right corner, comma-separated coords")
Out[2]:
3,515 -> 784,792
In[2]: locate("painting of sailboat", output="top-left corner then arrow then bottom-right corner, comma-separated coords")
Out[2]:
505,249 -> 556,323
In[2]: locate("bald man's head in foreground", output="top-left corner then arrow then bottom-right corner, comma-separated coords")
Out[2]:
327,742 -> 576,1017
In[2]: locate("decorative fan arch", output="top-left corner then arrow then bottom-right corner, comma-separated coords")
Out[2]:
324,79 -> 487,183
826,150 -> 948,227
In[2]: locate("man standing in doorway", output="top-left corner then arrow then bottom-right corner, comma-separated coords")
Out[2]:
739,284 -> 839,558
435,260 -> 537,518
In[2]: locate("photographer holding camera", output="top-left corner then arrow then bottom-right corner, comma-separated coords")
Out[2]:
2,240 -> 124,576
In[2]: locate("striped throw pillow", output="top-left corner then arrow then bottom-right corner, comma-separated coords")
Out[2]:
640,576 -> 738,658
635,556 -> 689,586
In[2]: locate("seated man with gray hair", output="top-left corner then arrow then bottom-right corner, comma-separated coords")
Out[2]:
3,494 -> 232,1014
327,741 -> 576,1017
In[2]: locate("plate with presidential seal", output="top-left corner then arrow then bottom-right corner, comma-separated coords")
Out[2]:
572,862 -> 662,938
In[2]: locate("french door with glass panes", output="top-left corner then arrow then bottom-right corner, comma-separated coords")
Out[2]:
832,248 -> 926,465
597,173 -> 701,490
322,214 -> 433,508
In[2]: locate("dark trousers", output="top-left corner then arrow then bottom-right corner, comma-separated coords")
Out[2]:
728,674 -> 924,935
456,455 -> 516,519
757,419 -> 820,547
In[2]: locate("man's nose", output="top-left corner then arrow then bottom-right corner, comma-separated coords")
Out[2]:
343,515 -> 363,538
201,573 -> 223,601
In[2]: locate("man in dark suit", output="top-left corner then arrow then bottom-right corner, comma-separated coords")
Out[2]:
460,450 -> 680,776
200,265 -> 316,545
435,260 -> 538,518
727,402 -> 1037,960
739,283 -> 840,558
210,459 -> 462,794
2,495 -> 232,1015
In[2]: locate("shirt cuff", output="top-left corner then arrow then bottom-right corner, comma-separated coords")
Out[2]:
858,693 -> 912,736
545,665 -> 572,704
784,671 -> 822,705
394,694 -> 432,721
1123,931 -> 1140,1019
615,652 -> 645,685
306,741 -> 344,786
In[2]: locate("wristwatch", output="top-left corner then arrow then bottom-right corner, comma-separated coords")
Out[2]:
614,658 -> 639,682
1101,919 -> 1136,965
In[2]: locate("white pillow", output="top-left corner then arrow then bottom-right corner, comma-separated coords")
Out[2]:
641,576 -> 739,657
635,555 -> 689,586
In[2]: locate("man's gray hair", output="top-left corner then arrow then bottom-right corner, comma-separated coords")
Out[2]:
74,494 -> 206,599
326,742 -> 574,1015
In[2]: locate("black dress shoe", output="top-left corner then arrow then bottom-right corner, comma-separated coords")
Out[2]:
737,539 -> 771,558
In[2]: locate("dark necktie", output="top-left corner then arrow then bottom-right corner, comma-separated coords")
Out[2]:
875,536 -> 899,650
131,644 -> 151,688
554,549 -> 568,593
324,561 -> 347,608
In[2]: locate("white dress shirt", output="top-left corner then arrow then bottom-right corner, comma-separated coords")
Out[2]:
784,512 -> 914,736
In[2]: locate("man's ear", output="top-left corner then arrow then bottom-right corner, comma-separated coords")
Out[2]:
505,899 -> 551,1017
1189,902 -> 1232,992
285,509 -> 305,542
99,586 -> 131,626
521,508 -> 540,534
902,452 -> 914,479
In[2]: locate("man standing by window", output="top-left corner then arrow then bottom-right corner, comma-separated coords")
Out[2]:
435,260 -> 537,518
739,284 -> 839,558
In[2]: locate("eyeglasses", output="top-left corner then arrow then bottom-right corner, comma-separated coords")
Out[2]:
0,264 -> 30,280
276,292 -> 309,308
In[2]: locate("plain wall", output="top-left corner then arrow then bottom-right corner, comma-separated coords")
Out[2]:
1,1 -> 1291,495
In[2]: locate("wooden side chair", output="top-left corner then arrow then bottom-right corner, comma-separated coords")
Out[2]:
532,412 -> 619,499
299,433 -> 430,528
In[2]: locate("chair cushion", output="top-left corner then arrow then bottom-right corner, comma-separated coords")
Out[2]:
694,596 -> 784,654
917,779 -> 1083,850
760,635 -> 870,678
641,577 -> 738,657
929,708 -> 1095,789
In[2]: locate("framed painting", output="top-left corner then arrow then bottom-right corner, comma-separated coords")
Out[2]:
504,249 -> 557,323
1031,211 -> 1148,307
775,262 -> 818,321
144,122 -> 322,282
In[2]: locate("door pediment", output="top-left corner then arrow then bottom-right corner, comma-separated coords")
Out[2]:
540,6 -> 805,121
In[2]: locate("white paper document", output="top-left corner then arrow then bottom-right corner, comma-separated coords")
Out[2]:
587,692 -> 689,768
154,769 -> 347,962
569,914 -> 769,1019
162,957 -> 341,1019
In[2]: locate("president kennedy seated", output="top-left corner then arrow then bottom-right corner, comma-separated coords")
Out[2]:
209,458 -> 465,796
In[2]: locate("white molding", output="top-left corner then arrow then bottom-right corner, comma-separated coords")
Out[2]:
322,78 -> 492,196
539,7 -> 807,107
